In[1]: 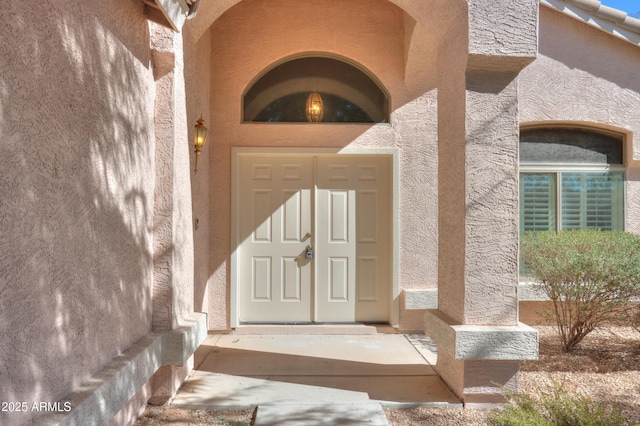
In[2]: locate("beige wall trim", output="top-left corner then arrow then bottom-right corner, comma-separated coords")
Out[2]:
406,286 -> 547,306
33,314 -> 207,426
407,285 -> 635,304
518,283 -> 551,301
518,283 -> 639,302
404,289 -> 438,310
424,310 -> 539,361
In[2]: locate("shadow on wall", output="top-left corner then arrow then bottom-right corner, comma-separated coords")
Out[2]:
465,70 -> 520,321
0,1 -> 157,423
540,7 -> 640,94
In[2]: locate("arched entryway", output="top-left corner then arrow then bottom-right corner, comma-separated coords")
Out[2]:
200,0 -> 424,330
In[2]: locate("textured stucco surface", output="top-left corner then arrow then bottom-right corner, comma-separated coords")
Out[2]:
205,0 -> 448,330
151,24 -> 177,332
436,14 -> 469,327
467,0 -> 539,69
424,310 -> 531,403
404,289 -> 438,310
31,314 -> 206,425
183,20 -> 212,318
0,0 -> 155,423
520,6 -> 640,233
437,1 -> 534,327
430,0 -> 537,402
150,23 -> 196,332
464,71 -> 520,325
424,310 -> 538,361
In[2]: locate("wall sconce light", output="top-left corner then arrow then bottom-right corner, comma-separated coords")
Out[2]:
193,115 -> 208,174
306,91 -> 324,123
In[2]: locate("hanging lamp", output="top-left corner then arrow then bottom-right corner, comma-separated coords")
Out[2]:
305,91 -> 324,122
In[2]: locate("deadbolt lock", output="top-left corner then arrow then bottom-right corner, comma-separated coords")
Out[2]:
305,245 -> 314,260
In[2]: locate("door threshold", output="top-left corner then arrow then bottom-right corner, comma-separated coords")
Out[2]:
234,323 -> 396,335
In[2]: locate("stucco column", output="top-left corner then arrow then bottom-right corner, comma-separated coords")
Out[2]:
427,0 -> 539,405
149,23 -> 199,404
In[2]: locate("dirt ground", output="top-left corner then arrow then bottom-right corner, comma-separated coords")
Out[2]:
134,326 -> 640,426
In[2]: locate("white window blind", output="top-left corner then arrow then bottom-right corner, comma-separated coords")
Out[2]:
520,174 -> 556,234
520,171 -> 624,277
562,173 -> 624,231
521,172 -> 623,234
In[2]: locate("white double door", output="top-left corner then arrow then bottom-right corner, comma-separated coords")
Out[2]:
237,154 -> 390,323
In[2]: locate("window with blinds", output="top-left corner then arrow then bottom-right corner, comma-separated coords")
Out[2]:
562,173 -> 624,231
520,172 -> 624,234
519,128 -> 625,278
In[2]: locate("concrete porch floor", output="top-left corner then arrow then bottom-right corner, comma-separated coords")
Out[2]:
170,325 -> 460,425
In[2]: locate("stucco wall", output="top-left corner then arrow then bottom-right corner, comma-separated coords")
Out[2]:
436,2 -> 469,326
520,5 -> 640,232
437,0 -> 530,328
0,1 -> 155,423
463,71 -> 520,326
149,23 -> 197,332
205,0 -> 444,329
184,19 -> 212,318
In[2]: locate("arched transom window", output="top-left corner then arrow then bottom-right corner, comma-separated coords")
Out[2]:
243,57 -> 389,123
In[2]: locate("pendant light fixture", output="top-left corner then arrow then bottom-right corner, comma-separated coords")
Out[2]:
305,91 -> 324,122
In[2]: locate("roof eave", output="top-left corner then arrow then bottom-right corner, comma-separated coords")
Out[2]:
542,0 -> 640,47
142,0 -> 191,32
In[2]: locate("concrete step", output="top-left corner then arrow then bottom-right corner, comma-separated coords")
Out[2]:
172,371 -> 460,407
254,403 -> 389,426
173,333 -> 461,410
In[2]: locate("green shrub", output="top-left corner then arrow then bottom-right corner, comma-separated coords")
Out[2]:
488,381 -> 625,426
521,230 -> 640,352
488,392 -> 549,426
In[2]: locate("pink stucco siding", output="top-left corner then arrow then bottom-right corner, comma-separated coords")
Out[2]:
0,0 -> 156,423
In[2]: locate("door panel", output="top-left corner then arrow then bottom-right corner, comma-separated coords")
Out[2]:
252,257 -> 271,300
238,156 -> 313,322
238,154 -> 389,323
316,156 -> 390,322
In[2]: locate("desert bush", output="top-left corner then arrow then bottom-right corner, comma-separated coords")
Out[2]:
623,302 -> 640,335
488,381 -> 625,426
521,230 -> 640,352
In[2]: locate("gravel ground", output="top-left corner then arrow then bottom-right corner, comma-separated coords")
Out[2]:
134,326 -> 640,426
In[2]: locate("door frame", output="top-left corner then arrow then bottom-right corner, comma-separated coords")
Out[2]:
230,147 -> 399,328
